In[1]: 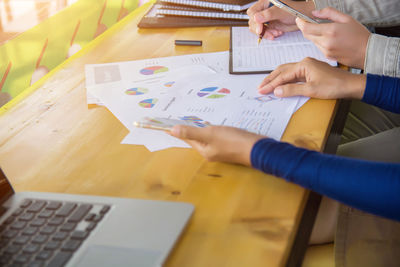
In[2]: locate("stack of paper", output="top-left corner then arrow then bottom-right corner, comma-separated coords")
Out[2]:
85,51 -> 309,151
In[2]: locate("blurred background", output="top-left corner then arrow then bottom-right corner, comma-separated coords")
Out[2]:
0,0 -> 147,107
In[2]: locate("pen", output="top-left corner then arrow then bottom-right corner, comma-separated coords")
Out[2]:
175,40 -> 202,46
257,23 -> 268,45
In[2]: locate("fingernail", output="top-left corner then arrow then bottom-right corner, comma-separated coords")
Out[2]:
256,24 -> 261,35
171,126 -> 180,136
274,87 -> 283,97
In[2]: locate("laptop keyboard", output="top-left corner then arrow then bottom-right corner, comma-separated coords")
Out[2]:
0,198 -> 110,267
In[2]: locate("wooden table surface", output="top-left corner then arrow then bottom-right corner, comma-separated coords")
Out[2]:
0,3 -> 337,267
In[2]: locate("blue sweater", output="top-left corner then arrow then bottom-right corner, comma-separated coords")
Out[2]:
251,74 -> 400,221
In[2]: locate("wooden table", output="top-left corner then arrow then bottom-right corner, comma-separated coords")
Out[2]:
0,3 -> 341,267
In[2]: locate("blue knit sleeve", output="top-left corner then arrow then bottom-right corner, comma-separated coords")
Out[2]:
362,74 -> 400,113
251,138 -> 400,221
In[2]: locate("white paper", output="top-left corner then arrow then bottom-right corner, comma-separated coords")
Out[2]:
294,95 -> 310,112
231,27 -> 337,73
86,52 -> 309,151
85,52 -> 227,105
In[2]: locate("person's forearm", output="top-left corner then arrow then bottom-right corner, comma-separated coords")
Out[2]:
362,73 -> 400,113
313,0 -> 400,26
251,138 -> 400,221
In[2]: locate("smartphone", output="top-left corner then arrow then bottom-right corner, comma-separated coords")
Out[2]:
269,0 -> 319,24
134,117 -> 210,131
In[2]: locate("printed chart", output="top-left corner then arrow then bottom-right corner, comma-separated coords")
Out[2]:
125,87 -> 148,95
164,81 -> 175,87
253,95 -> 279,103
197,87 -> 230,99
140,66 -> 169,75
180,116 -> 209,128
139,98 -> 158,108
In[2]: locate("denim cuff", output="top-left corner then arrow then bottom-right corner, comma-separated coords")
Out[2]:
365,34 -> 400,77
314,0 -> 342,11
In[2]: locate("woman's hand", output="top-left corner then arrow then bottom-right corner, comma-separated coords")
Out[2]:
247,0 -> 315,40
170,125 -> 264,166
297,7 -> 371,69
258,57 -> 366,100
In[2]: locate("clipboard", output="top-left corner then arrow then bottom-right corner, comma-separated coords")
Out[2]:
229,26 -> 338,74
229,27 -> 272,75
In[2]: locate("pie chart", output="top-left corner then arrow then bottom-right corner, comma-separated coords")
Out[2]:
125,87 -> 148,95
140,66 -> 169,75
180,116 -> 209,128
139,98 -> 158,108
164,81 -> 175,87
253,95 -> 278,102
197,87 -> 230,99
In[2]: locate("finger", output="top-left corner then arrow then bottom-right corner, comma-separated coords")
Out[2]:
263,30 -> 275,40
311,41 -> 337,61
169,129 -> 209,156
296,17 -> 324,37
254,6 -> 283,24
298,29 -> 329,52
170,125 -> 210,143
248,19 -> 259,35
268,28 -> 281,37
184,139 -> 207,154
258,64 -> 298,94
312,7 -> 349,23
250,20 -> 282,39
258,65 -> 289,92
270,20 -> 298,32
258,71 -> 276,91
251,21 -> 275,40
247,0 -> 271,17
273,83 -> 311,98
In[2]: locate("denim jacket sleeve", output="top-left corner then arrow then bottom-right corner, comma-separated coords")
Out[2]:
313,0 -> 400,77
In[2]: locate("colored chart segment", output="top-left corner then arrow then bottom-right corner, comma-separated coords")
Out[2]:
254,95 -> 278,102
125,87 -> 148,95
164,81 -> 175,87
140,66 -> 169,75
180,116 -> 209,128
197,87 -> 230,99
139,98 -> 158,108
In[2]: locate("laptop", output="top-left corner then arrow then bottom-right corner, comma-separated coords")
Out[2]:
0,168 -> 194,267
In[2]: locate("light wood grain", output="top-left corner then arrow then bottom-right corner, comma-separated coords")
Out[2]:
0,4 -> 337,267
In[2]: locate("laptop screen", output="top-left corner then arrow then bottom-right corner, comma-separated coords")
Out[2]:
0,168 -> 14,206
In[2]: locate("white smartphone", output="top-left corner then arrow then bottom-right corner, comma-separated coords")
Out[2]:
134,117 -> 210,131
269,0 -> 320,24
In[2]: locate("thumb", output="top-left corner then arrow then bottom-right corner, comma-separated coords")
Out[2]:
312,7 -> 349,23
254,6 -> 282,24
274,83 -> 310,98
170,125 -> 209,142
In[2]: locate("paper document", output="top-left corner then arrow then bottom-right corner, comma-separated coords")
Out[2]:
85,52 -> 309,151
85,52 -> 225,105
230,27 -> 337,74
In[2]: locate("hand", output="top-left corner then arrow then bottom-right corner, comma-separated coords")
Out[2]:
258,57 -> 366,99
296,7 -> 371,69
247,0 -> 315,40
170,125 -> 264,166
